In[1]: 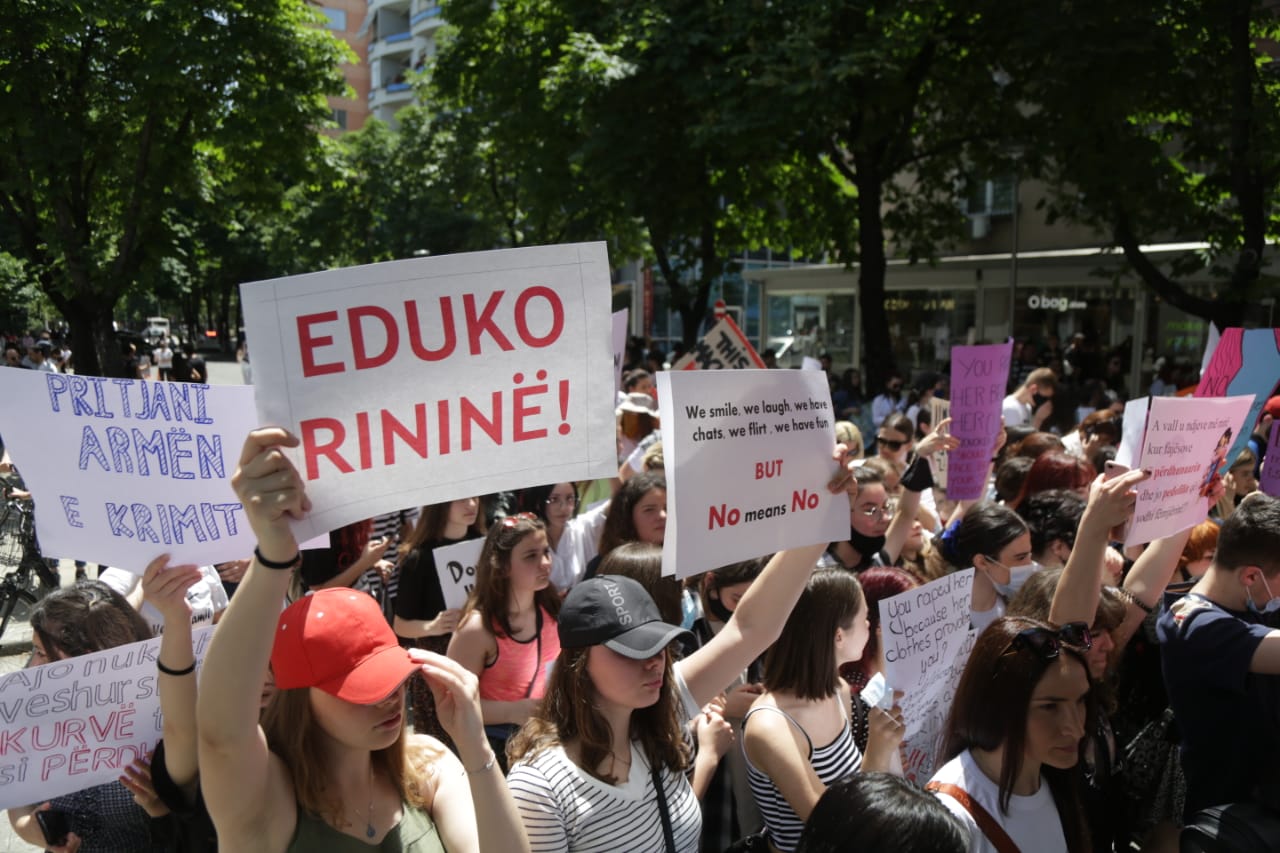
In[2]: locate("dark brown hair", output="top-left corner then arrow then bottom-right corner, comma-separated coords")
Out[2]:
508,644 -> 689,783
598,543 -> 681,626
764,569 -> 864,701
464,514 -> 561,639
942,616 -> 1094,852
31,581 -> 153,659
401,497 -> 487,556
597,472 -> 666,558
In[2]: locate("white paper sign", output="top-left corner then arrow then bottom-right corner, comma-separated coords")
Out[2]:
900,627 -> 976,783
670,315 -> 766,371
880,569 -> 975,741
657,370 -> 847,579
433,538 -> 486,610
801,356 -> 823,372
240,243 -> 617,540
0,371 -> 260,569
1121,395 -> 1255,546
0,627 -> 214,809
612,309 -> 629,393
929,397 -> 951,489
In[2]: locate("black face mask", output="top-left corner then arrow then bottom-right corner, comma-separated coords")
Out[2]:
1032,392 -> 1050,410
848,527 -> 887,562
705,591 -> 735,623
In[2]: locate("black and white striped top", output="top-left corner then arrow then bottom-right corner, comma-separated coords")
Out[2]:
742,701 -> 863,853
507,742 -> 701,853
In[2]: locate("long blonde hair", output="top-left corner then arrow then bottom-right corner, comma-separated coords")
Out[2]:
261,687 -> 444,826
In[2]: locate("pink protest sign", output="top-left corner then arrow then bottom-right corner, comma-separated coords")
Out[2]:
946,341 -> 1013,500
1262,422 -> 1280,498
1195,327 -> 1280,466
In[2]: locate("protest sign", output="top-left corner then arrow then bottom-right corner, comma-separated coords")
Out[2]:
801,356 -> 823,372
0,370 -> 260,568
1195,327 -> 1280,464
1119,395 -> 1255,546
612,309 -> 629,393
433,538 -> 486,610
1261,422 -> 1280,498
929,397 -> 951,489
0,627 -> 213,809
946,341 -> 1013,500
240,243 -> 617,541
656,370 -> 847,579
670,315 -> 766,371
879,570 -> 976,782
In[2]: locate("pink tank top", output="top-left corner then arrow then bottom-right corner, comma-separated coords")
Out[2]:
480,606 -> 561,701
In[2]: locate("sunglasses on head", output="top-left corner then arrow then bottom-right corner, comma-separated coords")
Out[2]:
500,512 -> 538,528
1002,622 -> 1092,661
876,435 -> 907,451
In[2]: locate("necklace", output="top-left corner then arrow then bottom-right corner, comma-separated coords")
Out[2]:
352,764 -> 376,839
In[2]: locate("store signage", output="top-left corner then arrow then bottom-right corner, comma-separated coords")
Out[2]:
1026,294 -> 1086,311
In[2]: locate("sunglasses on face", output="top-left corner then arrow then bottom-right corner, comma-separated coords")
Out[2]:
501,512 -> 538,527
876,435 -> 907,451
1002,622 -> 1092,661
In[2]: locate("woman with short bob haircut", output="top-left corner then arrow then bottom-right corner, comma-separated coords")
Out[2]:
953,502 -> 1035,633
795,772 -> 966,853
742,569 -> 905,853
928,616 -> 1095,853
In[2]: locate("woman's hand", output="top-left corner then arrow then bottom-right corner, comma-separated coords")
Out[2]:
1085,467 -> 1150,531
215,559 -> 250,585
428,608 -> 464,637
828,442 -> 860,495
722,682 -> 765,720
141,555 -> 201,625
694,704 -> 735,762
231,428 -> 310,559
410,649 -> 487,759
915,418 -> 959,459
120,753 -> 170,817
864,697 -> 906,771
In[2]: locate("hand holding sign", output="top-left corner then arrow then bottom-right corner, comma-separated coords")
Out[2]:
231,428 -> 311,562
915,417 -> 960,459
141,555 -> 203,625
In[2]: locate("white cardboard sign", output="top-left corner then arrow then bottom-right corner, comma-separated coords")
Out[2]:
670,315 -> 766,371
240,243 -> 617,540
433,538 -> 486,610
879,569 -> 975,739
612,309 -> 629,393
656,370 -> 847,579
0,371 -> 260,569
0,627 -> 214,808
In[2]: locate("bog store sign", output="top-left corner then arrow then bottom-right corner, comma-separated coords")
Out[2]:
1026,294 -> 1086,312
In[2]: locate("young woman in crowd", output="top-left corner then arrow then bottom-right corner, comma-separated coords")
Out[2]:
198,428 -> 530,853
1061,410 -> 1121,467
393,497 -> 486,738
8,582 -> 157,853
519,482 -> 608,593
504,444 -> 856,852
928,616 -> 1095,853
742,568 -> 905,853
954,502 -> 1035,633
1007,451 -> 1095,511
839,566 -> 918,693
586,471 -> 666,576
447,513 -> 562,769
796,773 -> 966,853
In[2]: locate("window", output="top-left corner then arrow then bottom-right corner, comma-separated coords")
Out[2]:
320,7 -> 346,30
964,175 -> 1015,216
332,109 -> 348,130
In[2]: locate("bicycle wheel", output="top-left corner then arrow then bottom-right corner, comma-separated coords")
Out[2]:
0,506 -> 22,573
0,585 -> 37,643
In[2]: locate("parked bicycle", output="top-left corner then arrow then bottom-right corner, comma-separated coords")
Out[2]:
0,486 -> 61,642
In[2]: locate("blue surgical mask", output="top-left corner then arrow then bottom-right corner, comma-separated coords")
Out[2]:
1247,575 -> 1280,616
987,558 -> 1041,599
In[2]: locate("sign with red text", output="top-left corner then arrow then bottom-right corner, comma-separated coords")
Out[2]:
434,538 -> 486,610
0,627 -> 213,809
0,370 -> 260,569
1119,395 -> 1255,546
879,570 -> 976,783
657,370 -> 847,579
240,244 -> 617,540
946,341 -> 1013,500
670,315 -> 766,371
1195,328 -> 1280,465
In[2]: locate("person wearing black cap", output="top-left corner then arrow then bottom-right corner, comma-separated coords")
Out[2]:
505,446 -> 857,853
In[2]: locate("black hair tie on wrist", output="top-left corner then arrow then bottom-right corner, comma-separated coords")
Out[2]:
255,546 -> 301,570
157,660 -> 197,677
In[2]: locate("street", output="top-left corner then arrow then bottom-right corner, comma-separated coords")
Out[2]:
0,356 -> 245,850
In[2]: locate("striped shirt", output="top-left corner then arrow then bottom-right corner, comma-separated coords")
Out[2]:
508,742 -> 701,853
742,701 -> 862,853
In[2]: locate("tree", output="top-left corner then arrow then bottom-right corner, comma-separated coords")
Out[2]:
0,1 -> 346,376
1006,0 -> 1280,330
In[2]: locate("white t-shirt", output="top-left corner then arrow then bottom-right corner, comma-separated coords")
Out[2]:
98,564 -> 229,636
929,749 -> 1068,853
1001,394 -> 1031,429
549,500 -> 608,592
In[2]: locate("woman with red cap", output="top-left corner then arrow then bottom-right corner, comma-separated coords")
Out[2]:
197,428 -> 531,853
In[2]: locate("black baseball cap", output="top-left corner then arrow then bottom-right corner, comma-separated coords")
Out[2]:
558,575 -> 692,659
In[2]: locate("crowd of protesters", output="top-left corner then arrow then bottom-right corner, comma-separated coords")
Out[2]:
4,330 -> 1280,853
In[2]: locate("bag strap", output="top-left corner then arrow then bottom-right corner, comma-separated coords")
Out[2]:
523,607 -> 543,699
925,782 -> 1021,853
651,762 -> 677,853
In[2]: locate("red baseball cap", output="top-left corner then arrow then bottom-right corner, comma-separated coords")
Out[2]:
271,589 -> 418,704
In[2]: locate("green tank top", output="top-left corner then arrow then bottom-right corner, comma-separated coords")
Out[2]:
286,802 -> 445,853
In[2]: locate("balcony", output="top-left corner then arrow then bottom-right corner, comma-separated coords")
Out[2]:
369,29 -> 413,61
410,4 -> 444,36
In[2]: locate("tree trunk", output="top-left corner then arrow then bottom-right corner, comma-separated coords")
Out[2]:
59,297 -> 120,378
854,154 -> 897,394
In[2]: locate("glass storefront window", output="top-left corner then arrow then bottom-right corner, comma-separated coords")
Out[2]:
884,288 -> 977,372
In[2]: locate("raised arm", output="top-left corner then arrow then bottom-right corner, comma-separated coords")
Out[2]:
1049,468 -> 1149,627
883,421 -> 959,562
197,428 -> 309,850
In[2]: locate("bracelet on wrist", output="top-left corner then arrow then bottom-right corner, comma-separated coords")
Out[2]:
462,749 -> 497,776
1116,586 -> 1154,615
157,659 -> 197,677
254,546 -> 302,571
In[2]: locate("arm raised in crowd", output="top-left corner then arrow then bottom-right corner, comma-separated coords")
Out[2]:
883,421 -> 959,563
677,443 -> 856,708
197,428 -> 308,851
